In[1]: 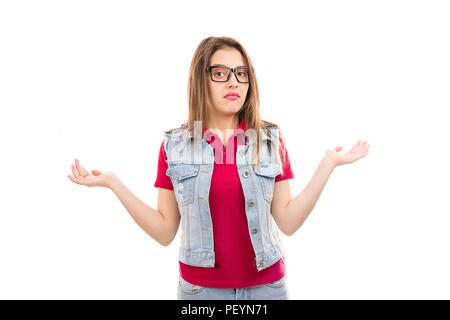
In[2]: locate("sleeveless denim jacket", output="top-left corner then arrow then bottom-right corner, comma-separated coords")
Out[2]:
163,124 -> 285,272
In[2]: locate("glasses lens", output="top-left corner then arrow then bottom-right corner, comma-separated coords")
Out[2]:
211,67 -> 230,82
236,67 -> 249,83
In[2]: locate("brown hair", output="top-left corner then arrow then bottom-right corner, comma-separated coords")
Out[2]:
172,36 -> 287,174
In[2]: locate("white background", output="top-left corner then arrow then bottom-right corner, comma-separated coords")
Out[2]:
1,0 -> 449,299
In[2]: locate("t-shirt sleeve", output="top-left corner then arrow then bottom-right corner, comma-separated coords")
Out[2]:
153,139 -> 174,191
275,133 -> 294,182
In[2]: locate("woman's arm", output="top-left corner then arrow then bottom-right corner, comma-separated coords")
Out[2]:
271,140 -> 370,236
68,159 -> 180,247
110,178 -> 180,246
271,157 -> 335,236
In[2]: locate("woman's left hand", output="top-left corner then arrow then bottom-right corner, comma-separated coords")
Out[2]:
324,139 -> 370,168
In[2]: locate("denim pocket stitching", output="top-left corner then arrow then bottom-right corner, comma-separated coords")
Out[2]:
178,278 -> 205,295
263,276 -> 286,289
166,164 -> 199,207
256,175 -> 275,203
254,162 -> 281,203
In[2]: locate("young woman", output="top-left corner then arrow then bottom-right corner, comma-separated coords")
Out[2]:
67,36 -> 370,300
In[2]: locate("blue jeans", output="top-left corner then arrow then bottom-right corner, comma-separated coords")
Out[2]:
177,275 -> 290,300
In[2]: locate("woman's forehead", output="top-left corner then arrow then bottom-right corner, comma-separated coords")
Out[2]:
209,48 -> 245,66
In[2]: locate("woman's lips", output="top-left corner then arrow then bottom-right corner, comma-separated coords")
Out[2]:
225,96 -> 239,100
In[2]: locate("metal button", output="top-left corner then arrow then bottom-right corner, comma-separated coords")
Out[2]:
260,261 -> 265,267
243,171 -> 249,178
239,150 -> 245,156
252,228 -> 258,234
249,200 -> 255,206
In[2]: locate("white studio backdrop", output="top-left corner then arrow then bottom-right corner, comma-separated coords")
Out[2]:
1,0 -> 449,299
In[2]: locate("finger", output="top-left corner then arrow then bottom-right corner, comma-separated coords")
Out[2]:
71,164 -> 80,178
75,158 -> 90,177
357,140 -> 368,152
361,142 -> 370,153
67,174 -> 81,184
68,174 -> 91,187
348,140 -> 361,153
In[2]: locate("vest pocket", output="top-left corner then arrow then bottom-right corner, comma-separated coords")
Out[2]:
254,162 -> 281,203
166,164 -> 199,206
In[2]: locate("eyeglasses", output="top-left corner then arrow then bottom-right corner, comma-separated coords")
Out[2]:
206,65 -> 249,83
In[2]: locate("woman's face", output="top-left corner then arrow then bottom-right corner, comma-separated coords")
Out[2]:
207,48 -> 249,121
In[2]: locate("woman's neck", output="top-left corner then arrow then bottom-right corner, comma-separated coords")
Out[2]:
206,115 -> 240,145
207,116 -> 238,131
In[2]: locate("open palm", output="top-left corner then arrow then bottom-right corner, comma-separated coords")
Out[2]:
326,139 -> 370,167
67,158 -> 116,188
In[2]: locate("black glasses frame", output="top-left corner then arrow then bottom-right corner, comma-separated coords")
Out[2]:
206,65 -> 250,83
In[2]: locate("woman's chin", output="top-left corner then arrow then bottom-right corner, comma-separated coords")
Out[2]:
211,102 -> 242,116
223,103 -> 242,112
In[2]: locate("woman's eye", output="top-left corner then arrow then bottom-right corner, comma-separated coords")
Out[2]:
215,72 -> 224,77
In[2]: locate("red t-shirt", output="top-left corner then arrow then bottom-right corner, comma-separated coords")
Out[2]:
154,120 -> 294,288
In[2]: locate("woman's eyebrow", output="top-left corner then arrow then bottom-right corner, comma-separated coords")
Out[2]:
211,63 -> 247,67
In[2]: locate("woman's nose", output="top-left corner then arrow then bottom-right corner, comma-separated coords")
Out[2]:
228,73 -> 239,86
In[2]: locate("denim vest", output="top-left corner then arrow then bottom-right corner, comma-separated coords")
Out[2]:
163,124 -> 284,272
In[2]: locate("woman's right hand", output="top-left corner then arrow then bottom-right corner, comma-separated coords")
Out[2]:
67,158 -> 117,189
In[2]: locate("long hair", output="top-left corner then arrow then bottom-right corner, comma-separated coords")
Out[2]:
172,36 -> 287,174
